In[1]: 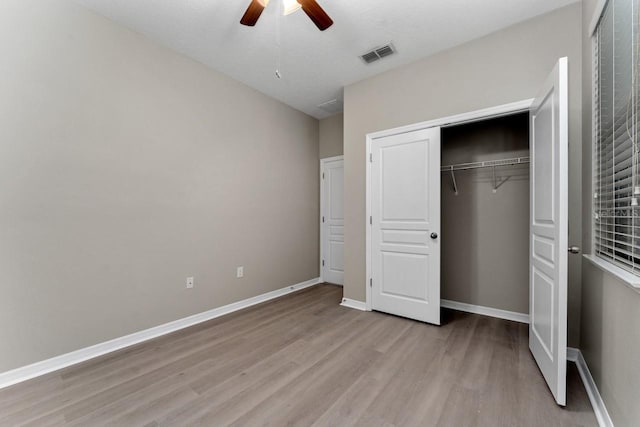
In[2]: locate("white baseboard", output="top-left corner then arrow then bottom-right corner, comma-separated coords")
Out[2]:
441,299 -> 529,324
340,298 -> 367,311
0,277 -> 321,390
569,348 -> 614,427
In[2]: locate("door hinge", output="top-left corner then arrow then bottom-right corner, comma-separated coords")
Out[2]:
322,216 -> 325,223
322,172 -> 325,179
370,153 -> 373,162
370,278 -> 373,287
322,260 -> 325,266
370,216 -> 372,225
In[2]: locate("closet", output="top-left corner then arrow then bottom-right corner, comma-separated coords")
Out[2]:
440,112 -> 530,318
366,52 -> 570,408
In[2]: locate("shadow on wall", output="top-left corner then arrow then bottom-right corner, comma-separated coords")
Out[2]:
580,264 -> 607,404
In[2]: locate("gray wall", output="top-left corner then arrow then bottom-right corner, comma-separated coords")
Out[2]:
581,264 -> 640,426
343,3 -> 583,345
580,1 -> 640,426
319,113 -> 344,159
0,0 -> 319,373
441,114 -> 530,314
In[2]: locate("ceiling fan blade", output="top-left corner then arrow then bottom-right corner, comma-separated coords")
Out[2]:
240,0 -> 268,26
297,0 -> 333,31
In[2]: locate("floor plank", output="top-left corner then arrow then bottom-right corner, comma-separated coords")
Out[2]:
0,284 -> 598,427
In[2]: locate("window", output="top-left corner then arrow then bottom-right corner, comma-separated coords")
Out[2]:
593,0 -> 640,274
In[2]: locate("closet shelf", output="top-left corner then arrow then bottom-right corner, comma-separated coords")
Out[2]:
440,156 -> 530,172
441,156 -> 530,195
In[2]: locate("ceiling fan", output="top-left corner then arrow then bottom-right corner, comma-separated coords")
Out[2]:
240,0 -> 334,31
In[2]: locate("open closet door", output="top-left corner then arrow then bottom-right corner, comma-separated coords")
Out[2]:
529,57 -> 569,406
370,127 -> 441,325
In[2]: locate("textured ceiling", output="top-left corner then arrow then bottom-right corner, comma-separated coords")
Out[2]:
74,0 -> 578,119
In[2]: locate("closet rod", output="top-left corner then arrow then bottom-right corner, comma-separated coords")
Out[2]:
440,156 -> 530,172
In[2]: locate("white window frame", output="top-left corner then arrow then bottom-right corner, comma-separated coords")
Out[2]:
587,0 -> 640,290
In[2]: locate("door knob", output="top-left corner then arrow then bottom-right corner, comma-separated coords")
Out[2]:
431,232 -> 438,239
568,246 -> 581,254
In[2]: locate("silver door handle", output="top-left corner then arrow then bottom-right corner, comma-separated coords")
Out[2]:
568,246 -> 581,254
431,232 -> 438,239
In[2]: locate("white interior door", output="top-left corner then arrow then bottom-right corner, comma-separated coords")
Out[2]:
321,157 -> 344,285
529,57 -> 569,406
370,128 -> 441,325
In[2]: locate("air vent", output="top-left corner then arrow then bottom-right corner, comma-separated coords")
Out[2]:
360,43 -> 396,64
361,51 -> 380,64
317,98 -> 343,114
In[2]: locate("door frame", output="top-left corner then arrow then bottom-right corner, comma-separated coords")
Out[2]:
365,99 -> 534,311
320,155 -> 344,284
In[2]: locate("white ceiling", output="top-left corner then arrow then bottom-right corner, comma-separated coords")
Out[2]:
74,0 -> 578,119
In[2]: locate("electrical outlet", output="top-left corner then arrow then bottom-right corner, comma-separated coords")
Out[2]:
186,277 -> 194,289
236,266 -> 244,278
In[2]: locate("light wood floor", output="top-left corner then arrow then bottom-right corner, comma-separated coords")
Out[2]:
0,284 -> 597,427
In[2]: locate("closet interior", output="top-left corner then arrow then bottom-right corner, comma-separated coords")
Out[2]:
441,112 -> 530,316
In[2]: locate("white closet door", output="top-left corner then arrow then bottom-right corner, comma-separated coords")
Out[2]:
370,128 -> 441,325
529,57 -> 569,406
322,158 -> 344,285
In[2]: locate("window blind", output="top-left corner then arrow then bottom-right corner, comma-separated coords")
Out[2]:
594,0 -> 640,273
